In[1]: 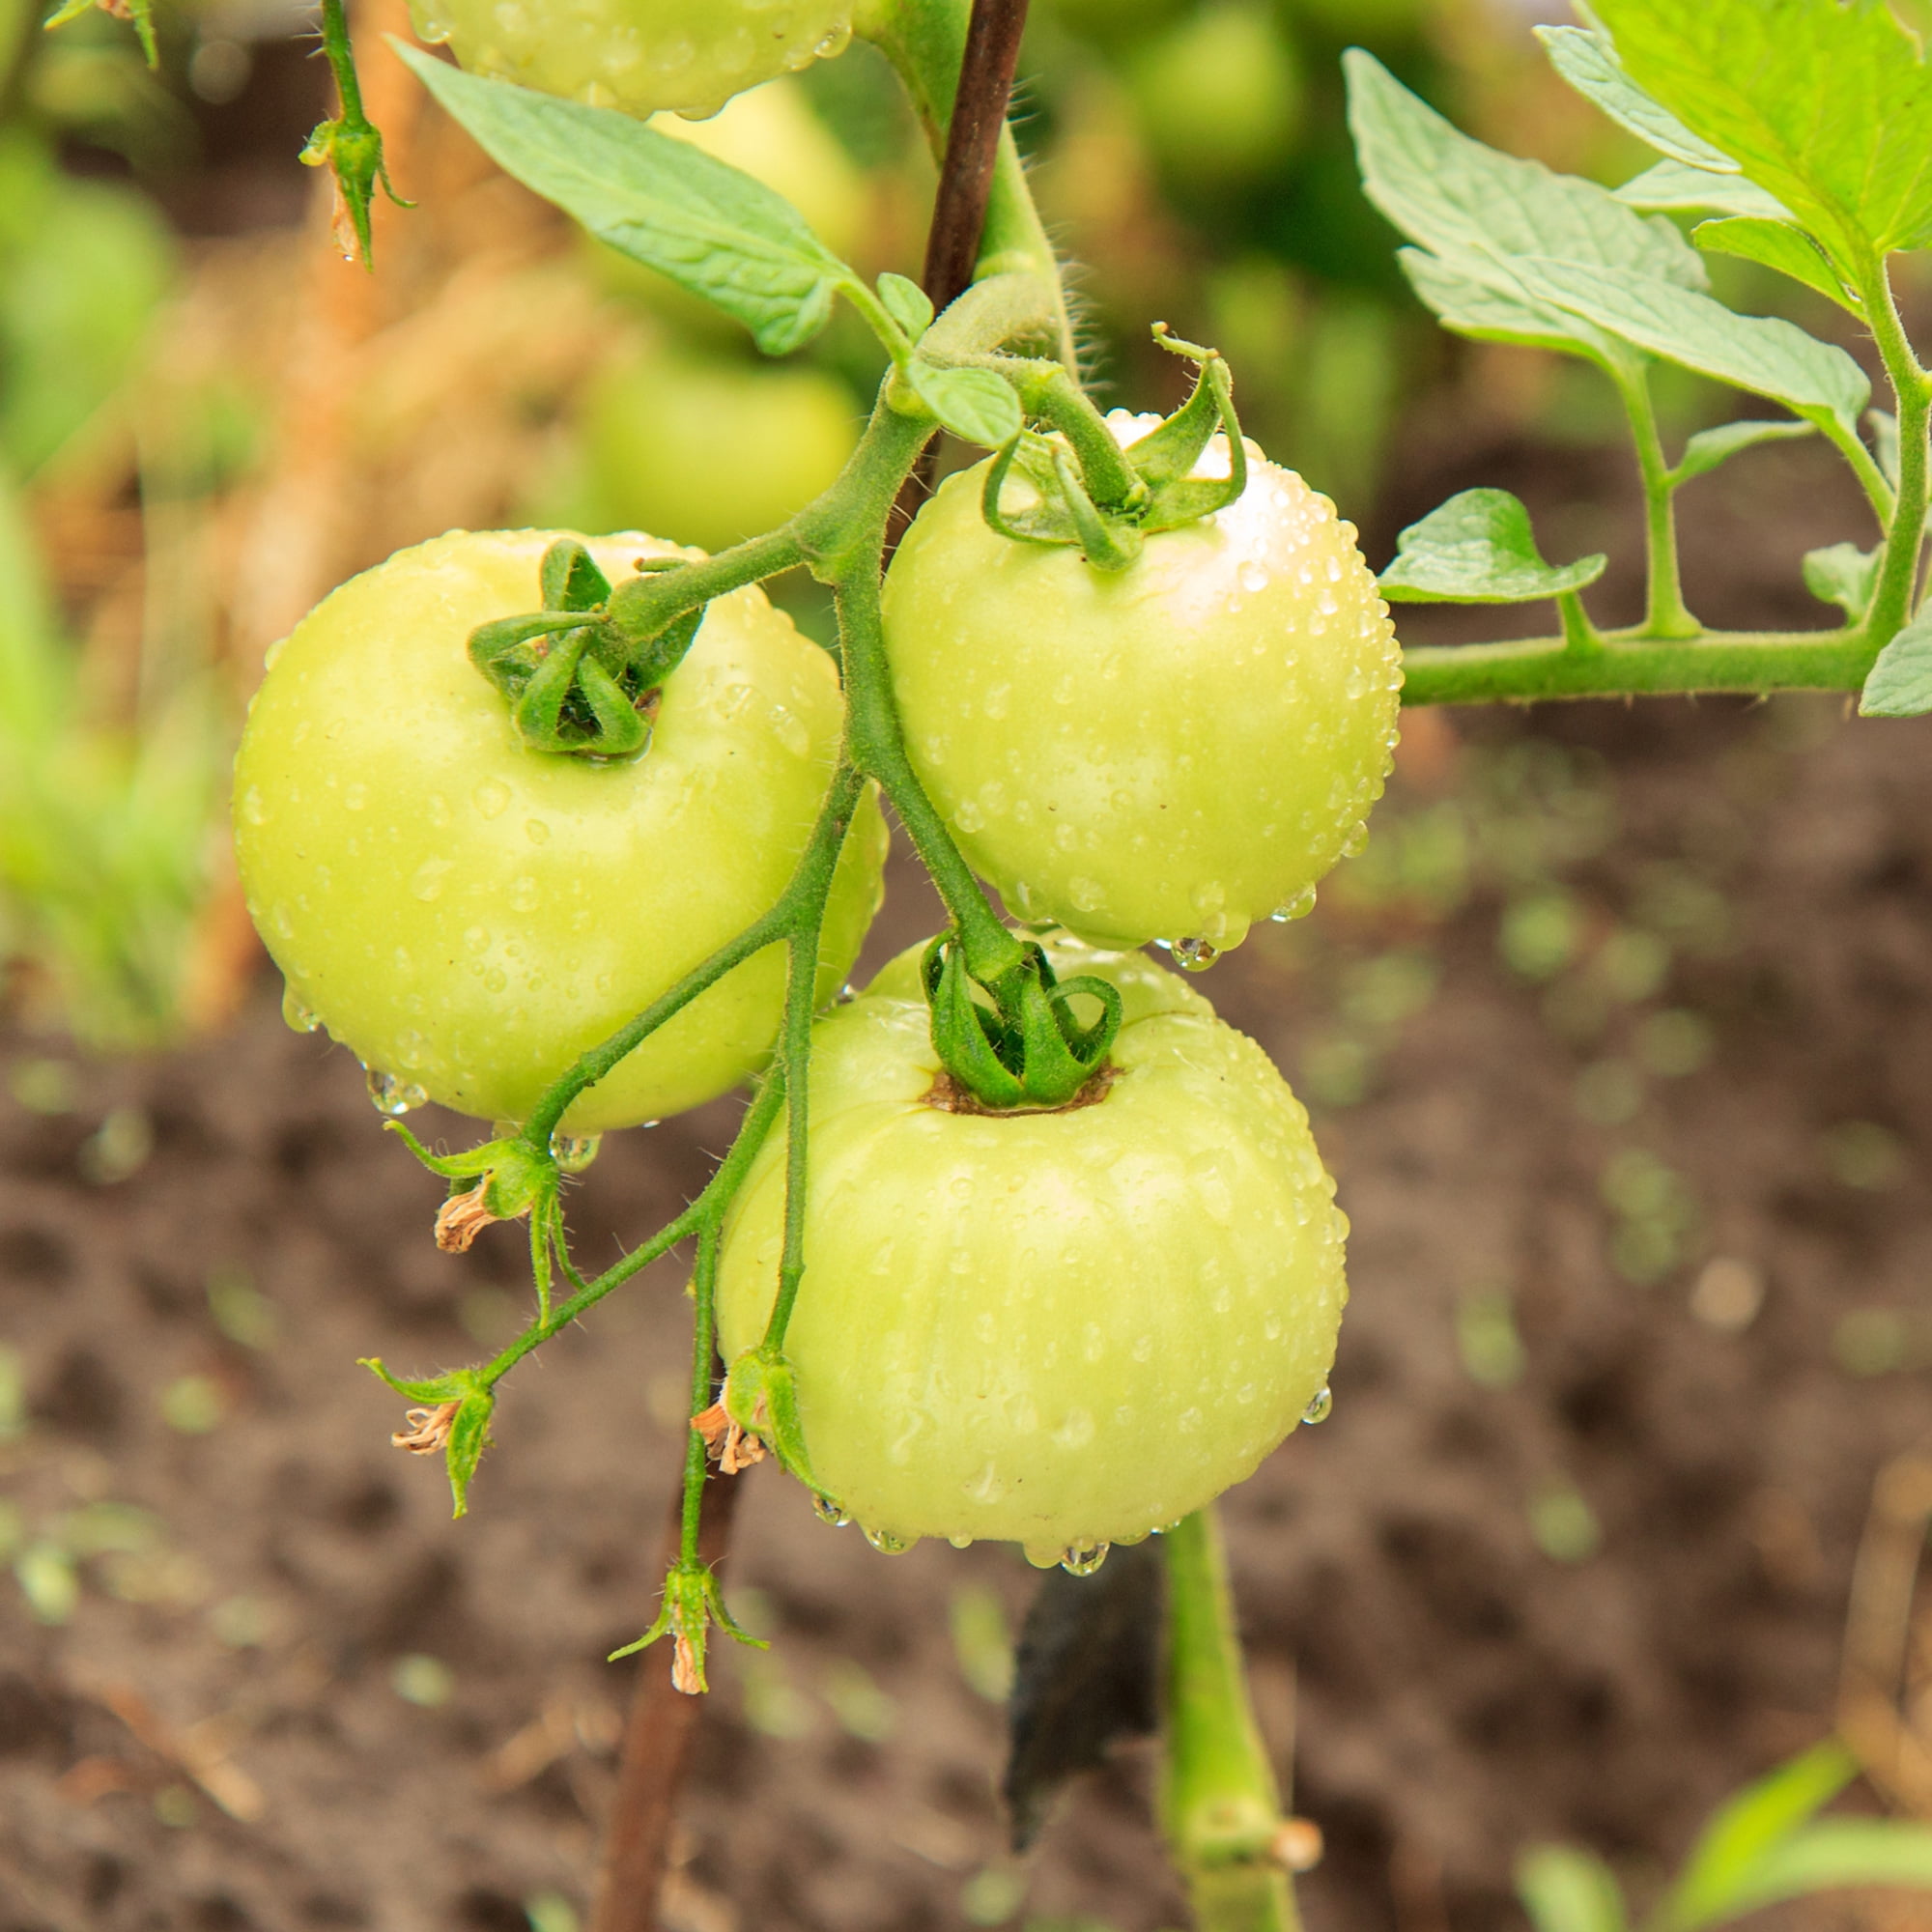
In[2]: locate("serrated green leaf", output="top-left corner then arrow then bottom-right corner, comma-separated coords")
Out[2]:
909,362 -> 1022,448
1593,0 -> 1932,260
1509,256 -> 1870,440
1805,542 -> 1882,619
395,43 -> 855,355
1861,608 -> 1932,716
1517,1845 -> 1628,1932
1537,25 -> 1736,171
1672,417 -> 1814,486
877,270 -> 934,343
1665,1741 -> 1859,1932
1694,217 -> 1858,311
1615,159 -> 1792,221
1681,1820 -> 1932,1928
1379,489 -> 1607,604
1400,249 -> 1633,372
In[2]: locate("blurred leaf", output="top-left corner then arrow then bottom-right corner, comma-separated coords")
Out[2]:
1684,1823 -> 1932,1928
1614,159 -> 1792,220
1536,25 -> 1735,171
1860,609 -> 1932,717
1671,417 -> 1814,487
1693,217 -> 1858,311
1517,1844 -> 1627,1932
1379,489 -> 1606,604
1347,50 -> 1702,380
1592,0 -> 1932,261
1664,1740 -> 1857,1932
1803,542 -> 1880,620
1507,258 -> 1869,442
396,44 -> 857,355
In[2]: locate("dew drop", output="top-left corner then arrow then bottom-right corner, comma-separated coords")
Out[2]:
412,857 -> 453,903
862,1526 -> 915,1554
344,782 -> 368,811
1060,1542 -> 1110,1577
1238,561 -> 1269,594
812,1494 -> 851,1527
1301,1383 -> 1334,1426
525,818 -> 551,846
1342,822 -> 1370,859
240,785 -> 268,827
1172,937 -> 1219,972
948,1534 -> 974,1549
365,1067 -> 428,1116
281,984 -> 321,1034
1272,885 -> 1319,923
472,778 -> 511,820
551,1131 -> 602,1174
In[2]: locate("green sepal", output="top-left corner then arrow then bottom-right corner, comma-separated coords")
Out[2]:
1125,329 -> 1249,534
299,112 -> 412,270
1054,446 -> 1142,572
981,435 -> 1086,547
540,537 -> 611,611
44,0 -> 156,67
607,1557 -> 766,1691
921,934 -> 1122,1111
357,1359 -> 496,1518
723,1346 -> 816,1486
384,1120 -> 555,1218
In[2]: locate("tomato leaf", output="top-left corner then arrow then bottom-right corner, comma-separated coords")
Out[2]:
1804,542 -> 1881,621
908,362 -> 1023,449
1615,159 -> 1792,221
1347,50 -> 1703,377
1507,257 -> 1869,443
1693,217 -> 1859,312
1693,1820 -> 1932,1923
877,271 -> 934,344
1536,25 -> 1736,172
1860,608 -> 1932,717
1378,489 -> 1607,604
1004,1541 -> 1162,1852
1516,1845 -> 1628,1932
1591,0 -> 1932,261
1663,1739 -> 1859,1932
1399,249 -> 1628,369
395,43 -> 856,355
1672,417 -> 1814,488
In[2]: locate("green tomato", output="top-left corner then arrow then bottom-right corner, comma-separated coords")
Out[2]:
408,0 -> 861,121
232,528 -> 887,1134
576,354 -> 859,555
1126,2 -> 1305,187
881,415 -> 1402,953
716,933 -> 1347,1565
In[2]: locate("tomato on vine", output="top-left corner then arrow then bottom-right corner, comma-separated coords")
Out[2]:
882,414 -> 1403,956
233,528 -> 887,1136
715,933 -> 1348,1567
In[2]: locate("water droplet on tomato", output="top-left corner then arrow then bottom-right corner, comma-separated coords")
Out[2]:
240,786 -> 267,827
472,779 -> 510,820
1301,1384 -> 1333,1426
862,1526 -> 915,1554
1059,1543 -> 1109,1577
509,877 -> 540,912
812,1494 -> 851,1527
1342,822 -> 1369,859
1272,885 -> 1317,923
412,857 -> 452,902
948,1534 -> 974,1549
1238,561 -> 1268,594
344,783 -> 368,811
365,1068 -> 427,1116
281,985 -> 321,1034
1172,937 -> 1219,972
551,1132 -> 601,1173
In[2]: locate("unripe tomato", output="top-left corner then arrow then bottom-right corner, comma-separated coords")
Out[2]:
716,934 -> 1347,1564
881,417 -> 1402,953
1126,2 -> 1305,188
233,529 -> 887,1134
407,0 -> 859,121
575,354 -> 859,555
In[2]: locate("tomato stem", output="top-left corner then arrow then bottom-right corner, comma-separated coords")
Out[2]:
682,1220 -> 724,1568
1608,361 -> 1700,642
1858,253 -> 1930,653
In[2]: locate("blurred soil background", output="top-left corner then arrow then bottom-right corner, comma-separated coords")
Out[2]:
5,1 -> 1932,1930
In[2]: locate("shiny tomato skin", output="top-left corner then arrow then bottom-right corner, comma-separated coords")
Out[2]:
233,528 -> 886,1134
715,934 -> 1347,1563
880,421 -> 1402,952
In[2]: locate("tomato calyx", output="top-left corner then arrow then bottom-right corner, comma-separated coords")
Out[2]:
467,541 -> 701,759
721,1345 -> 816,1488
980,329 -> 1248,573
921,933 -> 1123,1111
607,1557 -> 766,1696
359,1359 -> 496,1518
385,1121 -> 557,1255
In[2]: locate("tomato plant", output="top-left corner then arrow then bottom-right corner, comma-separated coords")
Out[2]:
715,933 -> 1346,1563
233,528 -> 888,1134
883,414 -> 1402,953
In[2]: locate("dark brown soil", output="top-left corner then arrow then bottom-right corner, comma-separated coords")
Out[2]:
8,654 -> 1932,1932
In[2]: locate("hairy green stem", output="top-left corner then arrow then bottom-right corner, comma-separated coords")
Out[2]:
863,0 -> 1078,370
1860,255 -> 1931,649
682,1220 -> 723,1566
1609,364 -> 1698,639
1161,1509 -> 1299,1932
318,0 -> 365,122
1398,624 -> 1868,705
606,527 -> 808,643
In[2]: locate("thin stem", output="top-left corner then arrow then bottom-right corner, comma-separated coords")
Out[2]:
1861,255 -> 1931,649
1398,624 -> 1867,706
318,0 -> 365,122
1609,362 -> 1698,640
1161,1508 -> 1299,1932
605,526 -> 808,643
764,767 -> 863,1351
682,1219 -> 723,1566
